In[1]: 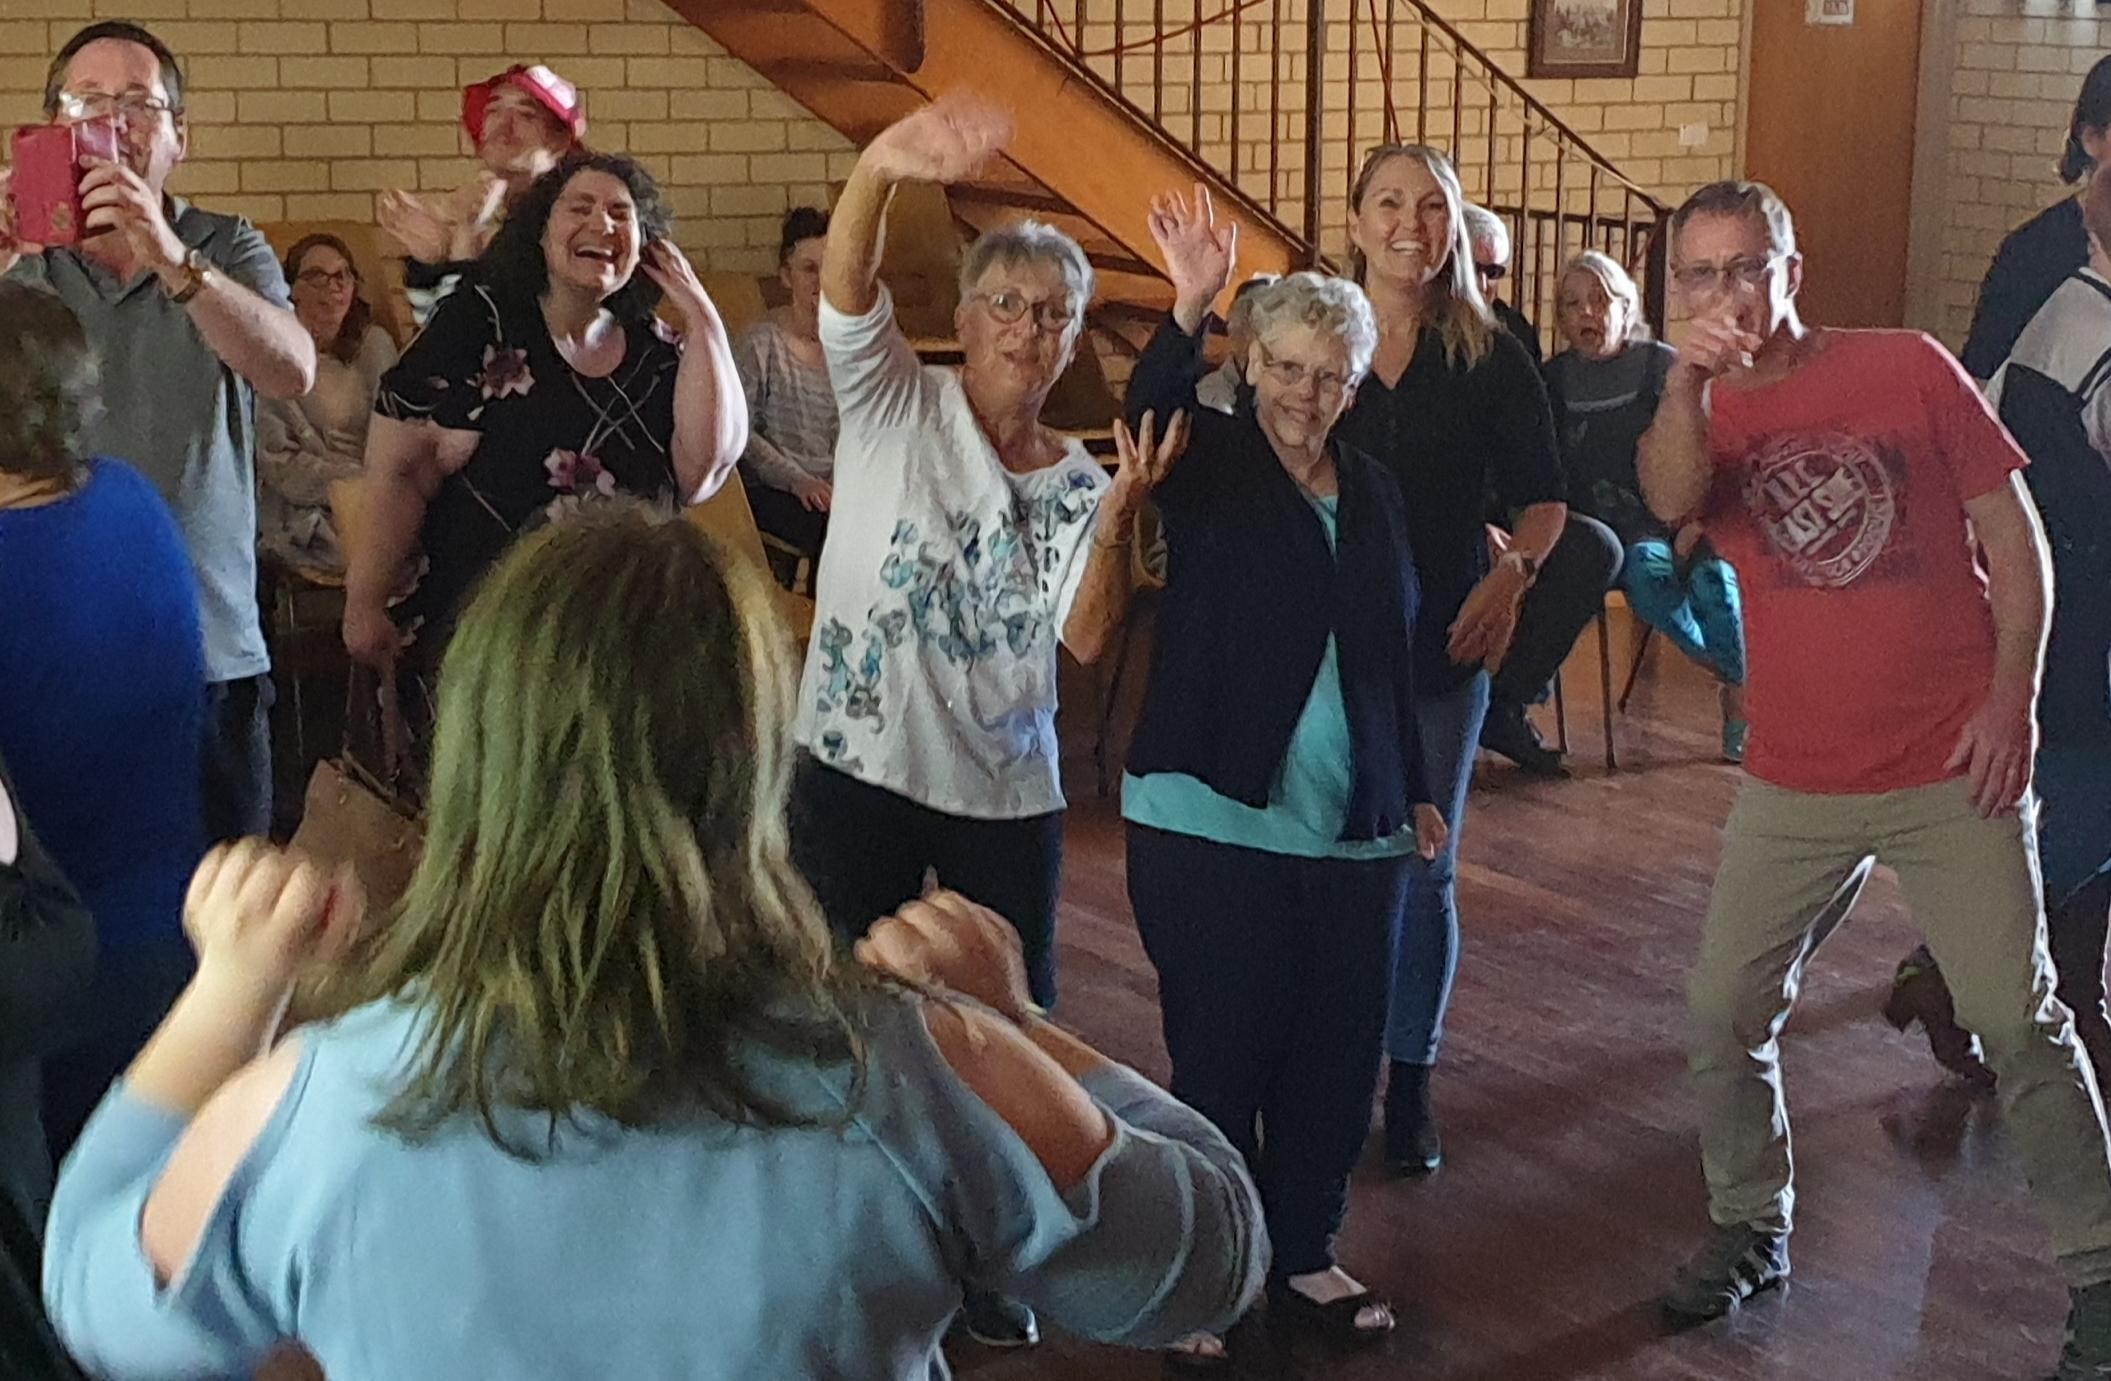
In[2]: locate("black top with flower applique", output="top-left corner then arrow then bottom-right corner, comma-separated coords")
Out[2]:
374,281 -> 682,655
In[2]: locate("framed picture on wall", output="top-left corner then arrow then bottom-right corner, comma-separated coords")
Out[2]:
1526,0 -> 1645,79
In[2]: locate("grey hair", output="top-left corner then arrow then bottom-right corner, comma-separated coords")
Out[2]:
1561,250 -> 1651,344
1463,203 -> 1510,266
1244,272 -> 1379,384
1223,273 -> 1281,343
1670,180 -> 1798,260
958,220 -> 1095,339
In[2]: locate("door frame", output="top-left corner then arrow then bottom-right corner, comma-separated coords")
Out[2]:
1905,0 -> 1959,336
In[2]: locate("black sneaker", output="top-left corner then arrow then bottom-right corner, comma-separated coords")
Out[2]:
2051,1280 -> 2111,1380
1479,702 -> 1567,778
1660,1224 -> 1789,1326
959,1291 -> 1039,1350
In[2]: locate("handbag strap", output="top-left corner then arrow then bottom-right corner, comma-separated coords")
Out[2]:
340,663 -> 415,809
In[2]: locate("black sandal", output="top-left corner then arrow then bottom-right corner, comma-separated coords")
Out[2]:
1267,1280 -> 1396,1346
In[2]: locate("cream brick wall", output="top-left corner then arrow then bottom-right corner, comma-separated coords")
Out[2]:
1937,1 -> 2105,347
0,0 -> 856,273
0,0 -> 1743,281
1026,0 -> 1744,259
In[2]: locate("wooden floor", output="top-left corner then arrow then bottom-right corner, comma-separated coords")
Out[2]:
975,625 -> 2075,1381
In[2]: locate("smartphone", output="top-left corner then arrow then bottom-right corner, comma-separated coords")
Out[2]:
7,116 -> 120,247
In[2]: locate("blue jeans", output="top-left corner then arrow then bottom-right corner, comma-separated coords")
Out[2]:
2037,745 -> 2111,903
1386,671 -> 1491,1066
1620,540 -> 1746,687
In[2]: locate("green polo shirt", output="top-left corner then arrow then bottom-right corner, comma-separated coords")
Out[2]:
7,197 -> 289,682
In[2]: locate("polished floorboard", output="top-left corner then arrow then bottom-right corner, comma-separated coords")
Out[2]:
974,625 -> 2077,1381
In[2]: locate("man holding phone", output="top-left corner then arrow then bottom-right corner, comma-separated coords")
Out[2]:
0,21 -> 316,846
1638,180 -> 2111,1379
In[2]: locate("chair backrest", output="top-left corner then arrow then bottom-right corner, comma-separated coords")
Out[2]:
699,271 -> 772,343
257,219 -> 414,347
684,476 -> 777,576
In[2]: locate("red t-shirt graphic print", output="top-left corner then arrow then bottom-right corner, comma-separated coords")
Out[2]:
1704,331 -> 2028,794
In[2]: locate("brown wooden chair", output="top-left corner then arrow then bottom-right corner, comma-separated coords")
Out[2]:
684,477 -> 817,643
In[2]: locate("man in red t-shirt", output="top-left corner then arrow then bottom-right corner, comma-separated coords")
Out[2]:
1638,180 -> 2111,1375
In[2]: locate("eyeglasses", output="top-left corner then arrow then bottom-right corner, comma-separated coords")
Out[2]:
1475,262 -> 1508,282
1671,255 -> 1781,296
975,290 -> 1077,333
55,91 -> 178,121
1257,346 -> 1349,397
297,268 -> 355,290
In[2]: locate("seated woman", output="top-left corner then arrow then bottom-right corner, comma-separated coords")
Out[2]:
1547,249 -> 1746,761
1122,192 -> 1445,1367
342,152 -> 747,791
736,207 -> 838,573
43,503 -> 1268,1381
380,63 -> 586,326
0,285 -> 205,1163
257,233 -> 400,577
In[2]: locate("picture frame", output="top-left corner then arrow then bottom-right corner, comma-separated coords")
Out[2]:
1526,0 -> 1646,80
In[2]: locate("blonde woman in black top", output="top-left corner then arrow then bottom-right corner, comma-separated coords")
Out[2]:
1331,144 -> 1567,1178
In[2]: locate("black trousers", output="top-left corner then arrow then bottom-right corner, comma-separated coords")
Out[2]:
1127,823 -> 1411,1278
790,758 -> 1065,1008
202,674 -> 275,845
1490,513 -> 1623,707
747,484 -> 830,559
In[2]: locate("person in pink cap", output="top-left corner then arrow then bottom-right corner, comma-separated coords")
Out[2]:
380,63 -> 586,326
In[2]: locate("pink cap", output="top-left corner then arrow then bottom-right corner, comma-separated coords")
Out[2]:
461,64 -> 586,146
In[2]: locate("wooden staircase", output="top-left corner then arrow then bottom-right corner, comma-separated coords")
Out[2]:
676,0 -> 1669,371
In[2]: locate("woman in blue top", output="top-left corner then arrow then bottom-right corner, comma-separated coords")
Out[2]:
43,502 -> 1267,1381
1122,191 -> 1445,1368
0,283 -> 206,1162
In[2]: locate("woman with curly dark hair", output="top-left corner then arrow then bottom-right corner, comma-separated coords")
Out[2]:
340,152 -> 747,783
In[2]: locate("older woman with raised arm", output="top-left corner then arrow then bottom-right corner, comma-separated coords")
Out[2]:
43,503 -> 1268,1381
790,98 -> 1159,1025
1121,188 -> 1445,1367
1333,144 -> 1567,1175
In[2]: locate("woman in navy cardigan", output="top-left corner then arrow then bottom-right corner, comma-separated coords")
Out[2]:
1121,189 -> 1445,1369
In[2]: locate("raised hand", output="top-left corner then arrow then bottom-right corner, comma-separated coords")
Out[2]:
1147,183 -> 1237,331
1105,408 -> 1188,522
640,238 -> 715,329
378,189 -> 453,265
1674,313 -> 1763,383
182,841 -> 363,999
78,158 -> 185,277
862,96 -> 1012,187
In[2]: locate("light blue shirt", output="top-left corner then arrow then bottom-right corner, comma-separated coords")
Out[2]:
46,993 -> 1267,1380
1123,497 -> 1418,860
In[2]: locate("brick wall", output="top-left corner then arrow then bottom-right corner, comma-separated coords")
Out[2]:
1938,1 -> 2104,347
0,0 -> 857,273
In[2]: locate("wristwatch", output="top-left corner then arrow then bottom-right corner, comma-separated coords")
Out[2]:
1497,549 -> 1542,585
164,247 -> 210,305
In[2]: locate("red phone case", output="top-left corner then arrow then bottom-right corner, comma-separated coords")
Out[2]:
8,118 -> 120,247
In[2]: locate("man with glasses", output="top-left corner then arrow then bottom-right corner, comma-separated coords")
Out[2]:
0,21 -> 316,847
1640,179 -> 2111,1379
1464,203 -> 1624,777
1466,203 -> 1541,363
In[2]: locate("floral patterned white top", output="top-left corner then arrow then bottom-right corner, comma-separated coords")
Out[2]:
798,289 -> 1109,820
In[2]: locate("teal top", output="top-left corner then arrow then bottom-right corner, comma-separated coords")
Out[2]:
1123,497 -> 1418,860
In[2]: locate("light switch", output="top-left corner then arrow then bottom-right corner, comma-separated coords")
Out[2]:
1679,123 -> 1710,148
